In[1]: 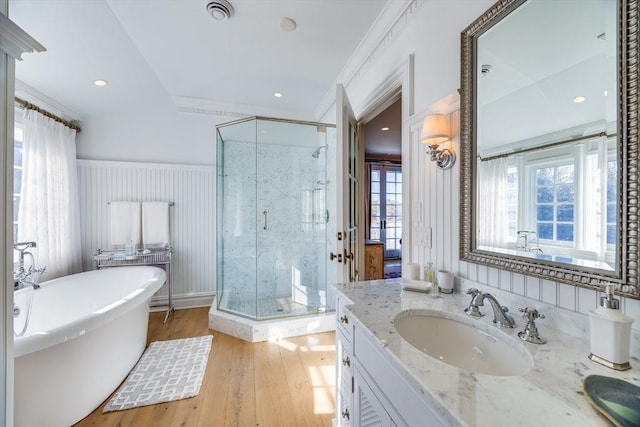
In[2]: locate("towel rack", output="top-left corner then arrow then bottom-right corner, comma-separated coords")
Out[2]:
93,247 -> 174,323
98,200 -> 176,323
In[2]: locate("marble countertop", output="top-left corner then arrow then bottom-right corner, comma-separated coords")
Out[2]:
334,279 -> 640,427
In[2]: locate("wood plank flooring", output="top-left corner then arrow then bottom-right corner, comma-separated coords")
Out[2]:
74,307 -> 336,427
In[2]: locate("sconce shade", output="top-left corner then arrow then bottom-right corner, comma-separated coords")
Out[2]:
420,114 -> 449,145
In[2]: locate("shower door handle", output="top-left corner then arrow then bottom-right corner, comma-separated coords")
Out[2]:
263,210 -> 268,230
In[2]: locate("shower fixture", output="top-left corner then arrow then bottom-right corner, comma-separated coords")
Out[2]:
311,145 -> 328,158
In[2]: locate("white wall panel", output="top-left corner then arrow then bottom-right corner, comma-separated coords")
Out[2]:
77,160 -> 215,304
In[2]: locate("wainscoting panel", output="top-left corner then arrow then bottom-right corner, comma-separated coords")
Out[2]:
77,160 -> 216,305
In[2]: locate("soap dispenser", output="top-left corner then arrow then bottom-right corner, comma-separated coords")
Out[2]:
588,284 -> 634,370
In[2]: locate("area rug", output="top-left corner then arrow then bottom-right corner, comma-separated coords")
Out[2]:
103,335 -> 213,412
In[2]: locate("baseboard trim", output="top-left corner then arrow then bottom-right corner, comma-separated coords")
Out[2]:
150,292 -> 215,311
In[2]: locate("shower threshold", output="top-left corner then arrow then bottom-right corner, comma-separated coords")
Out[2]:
208,299 -> 335,342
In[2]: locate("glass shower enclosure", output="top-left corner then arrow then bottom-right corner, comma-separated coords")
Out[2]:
216,117 -> 334,320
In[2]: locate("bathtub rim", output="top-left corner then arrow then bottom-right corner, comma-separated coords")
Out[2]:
14,266 -> 165,358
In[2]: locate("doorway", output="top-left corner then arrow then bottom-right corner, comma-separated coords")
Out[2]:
363,97 -> 402,279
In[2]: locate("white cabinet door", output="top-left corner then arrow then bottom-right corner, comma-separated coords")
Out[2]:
354,369 -> 393,427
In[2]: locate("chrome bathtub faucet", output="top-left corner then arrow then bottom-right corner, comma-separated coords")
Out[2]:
13,241 -> 46,289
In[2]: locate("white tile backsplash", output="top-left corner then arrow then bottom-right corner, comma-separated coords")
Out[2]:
541,279 -> 557,305
499,269 -> 511,291
525,276 -> 541,300
478,265 -> 488,284
488,267 -> 500,288
512,273 -> 525,296
578,287 -> 598,314
558,283 -> 577,311
624,297 -> 640,331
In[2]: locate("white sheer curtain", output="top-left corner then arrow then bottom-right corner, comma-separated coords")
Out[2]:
477,157 -> 509,249
18,109 -> 82,280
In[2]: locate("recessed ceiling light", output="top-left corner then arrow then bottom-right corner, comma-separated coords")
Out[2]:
381,127 -> 390,131
94,79 -> 108,87
573,96 -> 586,103
280,17 -> 297,32
274,92 -> 284,98
604,90 -> 608,97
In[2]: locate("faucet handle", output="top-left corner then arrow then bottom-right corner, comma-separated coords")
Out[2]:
519,307 -> 545,321
517,307 -> 546,344
464,288 -> 484,317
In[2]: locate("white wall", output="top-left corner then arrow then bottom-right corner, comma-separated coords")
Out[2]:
76,101 -> 221,165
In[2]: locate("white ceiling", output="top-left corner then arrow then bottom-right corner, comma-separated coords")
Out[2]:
8,0 -> 388,120
477,0 -> 616,156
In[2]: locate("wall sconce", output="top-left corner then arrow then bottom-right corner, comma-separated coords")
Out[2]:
420,113 -> 455,169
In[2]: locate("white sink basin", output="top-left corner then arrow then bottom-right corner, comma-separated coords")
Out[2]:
394,310 -> 533,376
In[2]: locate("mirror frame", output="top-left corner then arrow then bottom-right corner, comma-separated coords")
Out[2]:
460,0 -> 639,298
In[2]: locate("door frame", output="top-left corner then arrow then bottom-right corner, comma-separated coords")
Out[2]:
351,54 -> 415,278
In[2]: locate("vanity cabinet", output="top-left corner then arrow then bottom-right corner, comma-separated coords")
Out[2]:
335,296 -> 446,427
336,296 -> 354,426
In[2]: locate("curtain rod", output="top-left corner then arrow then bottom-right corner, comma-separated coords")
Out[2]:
15,97 -> 81,133
479,131 -> 615,162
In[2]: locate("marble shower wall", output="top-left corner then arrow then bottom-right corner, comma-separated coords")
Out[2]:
219,123 -> 328,316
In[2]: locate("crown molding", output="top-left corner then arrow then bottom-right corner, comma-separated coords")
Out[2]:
0,13 -> 45,60
314,0 -> 422,120
15,79 -> 82,122
172,96 -> 315,122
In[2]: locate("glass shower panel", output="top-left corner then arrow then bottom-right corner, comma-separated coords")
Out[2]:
216,117 -> 331,321
216,120 -> 258,318
255,119 -> 328,319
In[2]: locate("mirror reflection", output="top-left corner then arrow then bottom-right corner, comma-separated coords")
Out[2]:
474,0 -> 618,272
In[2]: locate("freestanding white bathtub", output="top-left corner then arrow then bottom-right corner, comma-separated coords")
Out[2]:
14,266 -> 166,427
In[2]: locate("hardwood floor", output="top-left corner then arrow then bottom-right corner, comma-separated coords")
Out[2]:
74,307 -> 336,427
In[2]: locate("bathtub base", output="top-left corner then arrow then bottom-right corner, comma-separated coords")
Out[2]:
15,304 -> 150,427
208,302 -> 335,342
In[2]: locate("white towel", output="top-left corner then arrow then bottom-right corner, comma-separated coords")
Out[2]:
142,202 -> 170,247
109,202 -> 141,248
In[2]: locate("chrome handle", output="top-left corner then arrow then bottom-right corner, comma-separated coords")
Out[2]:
342,356 -> 351,367
263,210 -> 268,230
340,315 -> 349,324
343,249 -> 354,261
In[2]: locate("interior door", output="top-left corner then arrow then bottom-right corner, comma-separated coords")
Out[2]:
336,84 -> 359,282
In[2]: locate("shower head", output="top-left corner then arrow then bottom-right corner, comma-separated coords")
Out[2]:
311,145 -> 328,159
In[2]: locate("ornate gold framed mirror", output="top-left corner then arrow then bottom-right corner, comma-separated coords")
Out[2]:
460,0 -> 639,298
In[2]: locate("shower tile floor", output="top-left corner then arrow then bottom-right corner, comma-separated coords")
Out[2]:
222,295 -> 324,320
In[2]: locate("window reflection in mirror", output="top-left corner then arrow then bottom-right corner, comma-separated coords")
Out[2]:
474,0 -> 617,272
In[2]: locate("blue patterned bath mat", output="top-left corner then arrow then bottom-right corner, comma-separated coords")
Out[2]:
103,335 -> 213,412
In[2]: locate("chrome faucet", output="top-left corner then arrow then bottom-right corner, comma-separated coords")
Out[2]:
481,292 -> 516,328
464,288 -> 516,328
14,241 -> 36,277
13,241 -> 46,289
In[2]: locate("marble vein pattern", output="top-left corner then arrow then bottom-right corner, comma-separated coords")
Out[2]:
334,279 -> 640,427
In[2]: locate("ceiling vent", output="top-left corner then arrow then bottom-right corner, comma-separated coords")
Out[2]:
206,0 -> 234,21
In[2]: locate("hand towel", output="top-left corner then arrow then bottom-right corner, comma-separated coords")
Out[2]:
142,202 -> 170,247
109,201 -> 141,248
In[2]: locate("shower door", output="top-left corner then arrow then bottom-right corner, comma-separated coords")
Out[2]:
216,117 -> 331,321
255,119 -> 329,319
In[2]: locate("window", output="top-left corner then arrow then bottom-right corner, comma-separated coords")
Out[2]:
14,108 -> 23,244
534,164 -> 575,243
